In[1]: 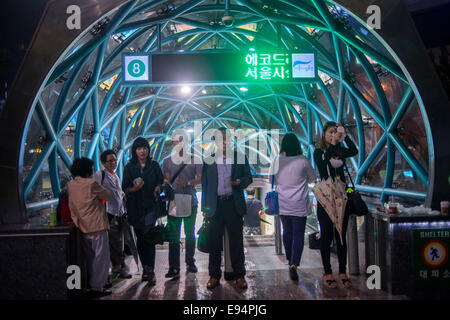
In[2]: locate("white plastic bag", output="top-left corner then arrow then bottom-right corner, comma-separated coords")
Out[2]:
168,194 -> 192,217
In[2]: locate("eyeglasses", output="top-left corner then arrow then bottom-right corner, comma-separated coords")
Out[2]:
105,159 -> 117,163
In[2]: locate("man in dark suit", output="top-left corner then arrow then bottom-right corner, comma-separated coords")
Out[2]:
201,127 -> 253,290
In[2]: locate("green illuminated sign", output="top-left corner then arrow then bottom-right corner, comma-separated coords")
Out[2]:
244,53 -> 291,80
123,51 -> 317,85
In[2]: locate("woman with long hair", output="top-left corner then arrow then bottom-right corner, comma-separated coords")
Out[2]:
313,121 -> 358,288
122,137 -> 164,285
271,133 -> 316,281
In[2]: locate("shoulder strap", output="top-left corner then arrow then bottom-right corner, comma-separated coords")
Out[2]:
343,161 -> 355,188
322,153 -> 332,180
101,170 -> 105,185
171,163 -> 187,184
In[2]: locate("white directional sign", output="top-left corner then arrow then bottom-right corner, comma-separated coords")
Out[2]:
123,54 -> 150,83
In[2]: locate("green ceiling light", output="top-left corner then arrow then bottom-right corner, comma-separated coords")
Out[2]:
240,86 -> 248,92
249,47 -> 256,51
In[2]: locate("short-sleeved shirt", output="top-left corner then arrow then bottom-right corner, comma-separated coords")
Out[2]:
162,156 -> 202,207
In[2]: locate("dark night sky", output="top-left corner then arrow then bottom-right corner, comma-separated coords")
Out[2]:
0,0 -> 449,103
0,0 -> 48,99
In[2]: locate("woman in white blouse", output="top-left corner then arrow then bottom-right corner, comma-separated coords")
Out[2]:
271,133 -> 316,281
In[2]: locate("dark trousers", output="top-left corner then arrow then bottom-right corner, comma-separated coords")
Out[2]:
317,202 -> 349,274
134,227 -> 156,270
166,206 -> 198,269
208,197 -> 246,279
107,214 -> 127,272
280,215 -> 307,266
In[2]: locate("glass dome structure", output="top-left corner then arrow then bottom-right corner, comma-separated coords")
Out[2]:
22,0 -> 431,210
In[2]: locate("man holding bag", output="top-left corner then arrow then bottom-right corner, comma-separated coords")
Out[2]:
162,135 -> 202,279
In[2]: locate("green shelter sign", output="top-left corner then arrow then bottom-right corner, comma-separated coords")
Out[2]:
413,228 -> 450,289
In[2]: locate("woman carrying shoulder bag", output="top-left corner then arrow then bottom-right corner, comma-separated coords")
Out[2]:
122,137 -> 164,285
313,121 -> 357,289
271,133 -> 316,281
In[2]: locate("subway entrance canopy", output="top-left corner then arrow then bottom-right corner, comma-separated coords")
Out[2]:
1,0 -> 449,224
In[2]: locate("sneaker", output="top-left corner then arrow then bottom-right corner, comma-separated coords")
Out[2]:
165,268 -> 180,278
186,263 -> 198,273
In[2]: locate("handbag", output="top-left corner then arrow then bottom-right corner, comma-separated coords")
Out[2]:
264,175 -> 279,215
344,162 -> 368,216
308,231 -> 321,250
147,217 -> 166,245
197,217 -> 211,253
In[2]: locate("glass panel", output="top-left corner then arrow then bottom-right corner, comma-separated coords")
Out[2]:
397,99 -> 429,171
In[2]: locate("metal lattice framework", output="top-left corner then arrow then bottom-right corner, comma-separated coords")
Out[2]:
23,0 -> 432,210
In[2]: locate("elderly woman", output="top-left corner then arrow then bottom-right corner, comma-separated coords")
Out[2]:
67,157 -> 111,297
122,137 -> 164,285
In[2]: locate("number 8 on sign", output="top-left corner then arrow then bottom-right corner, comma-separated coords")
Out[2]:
128,59 -> 145,77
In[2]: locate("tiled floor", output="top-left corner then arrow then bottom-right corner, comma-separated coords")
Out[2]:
101,245 -> 408,300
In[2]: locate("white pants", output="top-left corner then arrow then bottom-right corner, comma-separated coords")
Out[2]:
82,230 -> 110,291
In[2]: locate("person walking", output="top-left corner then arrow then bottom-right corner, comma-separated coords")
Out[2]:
313,121 -> 358,288
67,157 -> 112,297
243,189 -> 263,236
201,128 -> 253,290
162,135 -> 202,278
270,133 -> 316,281
122,137 -> 164,285
94,149 -> 132,280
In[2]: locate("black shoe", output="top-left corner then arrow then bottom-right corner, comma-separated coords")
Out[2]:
147,271 -> 156,286
119,271 -> 132,279
186,263 -> 198,273
289,266 -> 299,281
142,266 -> 153,282
88,289 -> 112,298
165,268 -> 180,279
104,281 -> 113,289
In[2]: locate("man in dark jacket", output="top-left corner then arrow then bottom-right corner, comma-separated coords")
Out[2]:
201,127 -> 253,290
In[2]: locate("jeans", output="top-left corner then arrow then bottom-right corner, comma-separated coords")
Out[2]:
166,206 -> 198,269
280,215 -> 307,266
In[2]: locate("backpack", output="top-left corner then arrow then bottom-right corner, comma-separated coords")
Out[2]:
57,189 -> 72,223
